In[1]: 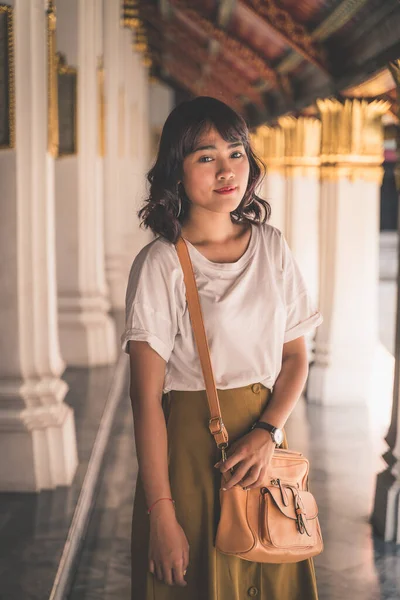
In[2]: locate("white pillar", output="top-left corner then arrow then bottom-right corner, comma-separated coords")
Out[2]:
0,0 -> 77,491
307,98 -> 389,405
55,0 -> 116,365
103,0 -> 126,309
254,126 -> 286,232
372,59 -> 400,543
279,117 -> 321,305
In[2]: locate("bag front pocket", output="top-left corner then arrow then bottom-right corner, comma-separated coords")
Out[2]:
260,484 -> 321,550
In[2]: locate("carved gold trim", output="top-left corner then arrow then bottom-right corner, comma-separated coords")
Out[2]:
97,56 -> 105,157
251,125 -> 285,173
317,98 -> 389,169
0,4 -> 15,149
47,1 -> 59,157
278,116 -> 321,170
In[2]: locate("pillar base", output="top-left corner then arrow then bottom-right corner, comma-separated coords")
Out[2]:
372,468 -> 400,543
59,295 -> 117,366
0,398 -> 78,492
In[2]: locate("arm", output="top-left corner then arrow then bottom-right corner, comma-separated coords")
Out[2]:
129,340 -> 189,587
259,335 -> 309,429
216,336 -> 309,490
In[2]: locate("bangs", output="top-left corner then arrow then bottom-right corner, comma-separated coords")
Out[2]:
176,97 -> 249,159
181,118 -> 248,158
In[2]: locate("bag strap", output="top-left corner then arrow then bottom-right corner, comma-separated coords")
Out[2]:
175,236 -> 229,450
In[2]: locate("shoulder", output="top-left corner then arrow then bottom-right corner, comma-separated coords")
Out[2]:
257,221 -> 284,245
128,235 -> 180,276
256,222 -> 285,264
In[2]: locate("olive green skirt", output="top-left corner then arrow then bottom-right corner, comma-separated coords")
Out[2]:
131,382 -> 319,600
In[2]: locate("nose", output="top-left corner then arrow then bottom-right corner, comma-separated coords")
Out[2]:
217,159 -> 234,181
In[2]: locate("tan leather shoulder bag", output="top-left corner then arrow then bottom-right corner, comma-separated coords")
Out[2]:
175,235 -> 324,563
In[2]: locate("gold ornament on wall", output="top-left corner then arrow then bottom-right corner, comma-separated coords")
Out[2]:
0,4 -> 15,149
47,0 -> 59,157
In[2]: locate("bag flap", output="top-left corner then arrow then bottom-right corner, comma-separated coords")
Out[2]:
265,486 -> 319,520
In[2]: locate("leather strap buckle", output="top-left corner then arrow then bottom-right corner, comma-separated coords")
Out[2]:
209,416 -> 224,435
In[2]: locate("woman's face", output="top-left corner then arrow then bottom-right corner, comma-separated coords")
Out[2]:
180,126 -> 250,216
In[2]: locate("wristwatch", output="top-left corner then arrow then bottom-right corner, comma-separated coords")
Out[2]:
251,421 -> 284,446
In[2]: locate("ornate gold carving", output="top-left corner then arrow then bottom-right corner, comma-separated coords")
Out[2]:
278,116 -> 321,171
0,4 -> 14,149
47,1 -> 59,157
97,56 -> 105,157
244,0 -> 328,73
122,0 -> 140,29
317,98 -> 390,182
251,125 -> 285,173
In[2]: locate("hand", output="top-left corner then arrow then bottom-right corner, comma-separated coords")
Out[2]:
148,503 -> 190,587
215,429 -> 276,491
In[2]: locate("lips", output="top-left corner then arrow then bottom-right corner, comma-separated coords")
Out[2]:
215,186 -> 237,194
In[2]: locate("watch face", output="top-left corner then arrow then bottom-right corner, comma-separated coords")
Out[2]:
273,429 -> 284,445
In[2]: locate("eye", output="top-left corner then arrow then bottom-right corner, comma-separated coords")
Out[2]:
198,156 -> 213,163
231,151 -> 243,158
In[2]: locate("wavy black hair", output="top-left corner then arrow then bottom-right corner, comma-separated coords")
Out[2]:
137,96 -> 271,244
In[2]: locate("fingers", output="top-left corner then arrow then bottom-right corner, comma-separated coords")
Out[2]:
150,557 -> 189,587
221,461 -> 251,490
172,561 -> 188,587
239,465 -> 262,490
218,448 -> 246,473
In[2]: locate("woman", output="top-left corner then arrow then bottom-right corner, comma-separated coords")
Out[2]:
121,96 -> 323,599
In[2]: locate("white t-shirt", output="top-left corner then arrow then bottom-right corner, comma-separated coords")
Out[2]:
121,222 -> 323,394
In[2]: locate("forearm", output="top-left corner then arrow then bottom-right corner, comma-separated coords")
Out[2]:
260,353 -> 309,430
132,397 -> 172,510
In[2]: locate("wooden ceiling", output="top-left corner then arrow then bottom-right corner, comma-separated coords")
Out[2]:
122,0 -> 400,127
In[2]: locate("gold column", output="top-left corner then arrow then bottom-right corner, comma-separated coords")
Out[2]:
372,59 -> 400,542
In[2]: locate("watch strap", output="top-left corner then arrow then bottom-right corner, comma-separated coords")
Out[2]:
252,421 -> 277,434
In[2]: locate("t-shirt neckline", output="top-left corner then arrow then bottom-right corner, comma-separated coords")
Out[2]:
182,223 -> 258,271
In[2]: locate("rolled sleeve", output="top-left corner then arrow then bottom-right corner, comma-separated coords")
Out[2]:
121,243 -> 182,363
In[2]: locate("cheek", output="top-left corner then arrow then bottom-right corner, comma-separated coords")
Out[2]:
184,165 -> 213,194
